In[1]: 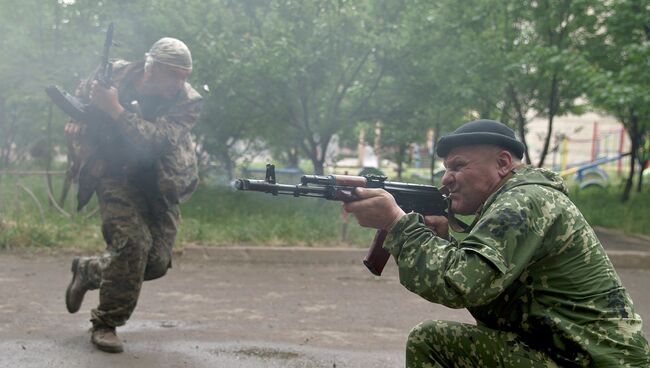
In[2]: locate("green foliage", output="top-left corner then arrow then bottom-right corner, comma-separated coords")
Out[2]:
0,174 -> 375,250
0,174 -> 104,250
2,0 -> 648,175
201,0 -> 392,174
177,184 -> 373,246
1,171 -> 649,250
578,0 -> 650,198
0,0 -> 648,245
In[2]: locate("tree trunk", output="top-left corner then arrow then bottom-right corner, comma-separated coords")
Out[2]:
0,95 -> 6,186
395,143 -> 406,180
45,104 -> 55,207
216,148 -> 234,181
621,113 -> 639,202
225,156 -> 234,181
374,122 -> 382,169
312,159 -> 324,176
636,159 -> 647,193
537,74 -> 559,168
286,147 -> 299,168
59,125 -> 77,208
507,84 -> 532,164
430,123 -> 441,185
516,114 -> 531,165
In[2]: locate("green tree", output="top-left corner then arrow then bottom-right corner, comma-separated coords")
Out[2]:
199,0 -> 389,175
363,0 -> 483,181
581,0 -> 650,199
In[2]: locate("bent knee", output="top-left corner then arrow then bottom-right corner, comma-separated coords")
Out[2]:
408,320 -> 446,343
144,256 -> 171,281
144,264 -> 168,281
102,223 -> 151,253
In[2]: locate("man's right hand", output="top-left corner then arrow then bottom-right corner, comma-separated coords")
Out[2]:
64,122 -> 82,139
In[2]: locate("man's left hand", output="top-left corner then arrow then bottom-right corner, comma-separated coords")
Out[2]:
343,188 -> 406,230
424,215 -> 450,240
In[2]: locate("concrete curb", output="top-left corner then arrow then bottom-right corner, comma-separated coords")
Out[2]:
179,245 -> 368,265
179,245 -> 650,270
607,250 -> 650,270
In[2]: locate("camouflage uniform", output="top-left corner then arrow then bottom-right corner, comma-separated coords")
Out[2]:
70,60 -> 202,328
383,166 -> 650,367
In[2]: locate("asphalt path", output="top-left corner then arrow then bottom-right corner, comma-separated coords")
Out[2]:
0,251 -> 648,368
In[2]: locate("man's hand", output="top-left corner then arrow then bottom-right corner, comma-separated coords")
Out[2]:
89,80 -> 124,120
343,188 -> 406,230
64,122 -> 83,140
423,215 -> 450,240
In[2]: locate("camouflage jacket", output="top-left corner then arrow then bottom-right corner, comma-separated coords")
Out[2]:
384,166 -> 650,367
70,60 -> 203,208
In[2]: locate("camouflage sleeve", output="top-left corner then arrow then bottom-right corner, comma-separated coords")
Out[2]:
113,97 -> 203,156
383,186 -> 549,308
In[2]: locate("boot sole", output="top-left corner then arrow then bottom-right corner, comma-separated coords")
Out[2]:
92,340 -> 124,353
65,257 -> 81,313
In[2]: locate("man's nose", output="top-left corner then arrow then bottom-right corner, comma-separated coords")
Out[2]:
441,171 -> 453,186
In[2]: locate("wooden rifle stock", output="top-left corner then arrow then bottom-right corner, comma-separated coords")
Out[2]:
363,230 -> 390,276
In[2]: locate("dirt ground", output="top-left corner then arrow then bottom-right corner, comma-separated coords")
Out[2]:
0,251 -> 648,368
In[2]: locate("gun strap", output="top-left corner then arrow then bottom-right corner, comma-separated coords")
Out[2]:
446,201 -> 474,233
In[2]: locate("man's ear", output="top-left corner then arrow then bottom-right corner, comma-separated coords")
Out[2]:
495,150 -> 514,177
143,68 -> 152,83
143,61 -> 156,83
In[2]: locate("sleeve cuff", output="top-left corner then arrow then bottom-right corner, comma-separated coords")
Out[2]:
383,212 -> 422,256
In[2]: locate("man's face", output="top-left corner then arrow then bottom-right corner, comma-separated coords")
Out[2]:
146,63 -> 192,99
441,145 -> 505,215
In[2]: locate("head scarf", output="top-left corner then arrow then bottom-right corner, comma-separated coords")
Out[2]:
146,37 -> 192,70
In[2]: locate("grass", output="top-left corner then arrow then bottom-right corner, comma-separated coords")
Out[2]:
0,169 -> 648,251
570,183 -> 650,235
0,172 -> 374,251
177,185 -> 373,247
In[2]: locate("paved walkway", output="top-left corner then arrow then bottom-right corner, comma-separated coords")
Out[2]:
0,249 -> 648,368
593,227 -> 650,269
0,226 -> 647,367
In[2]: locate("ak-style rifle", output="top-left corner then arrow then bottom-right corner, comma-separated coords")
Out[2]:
45,22 -> 114,122
234,164 -> 465,276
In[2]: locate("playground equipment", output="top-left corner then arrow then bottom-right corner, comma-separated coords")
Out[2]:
555,122 -> 630,188
559,152 -> 631,189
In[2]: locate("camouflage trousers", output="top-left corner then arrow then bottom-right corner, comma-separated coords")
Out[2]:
77,176 -> 179,328
406,320 -> 559,368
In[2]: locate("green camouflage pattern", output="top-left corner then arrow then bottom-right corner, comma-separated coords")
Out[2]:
384,166 -> 650,367
76,175 -> 179,327
70,60 -> 203,208
407,320 -> 559,367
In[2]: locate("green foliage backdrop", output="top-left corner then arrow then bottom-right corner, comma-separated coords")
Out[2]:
0,0 -> 648,248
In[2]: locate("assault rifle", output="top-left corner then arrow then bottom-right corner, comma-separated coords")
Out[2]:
45,23 -> 123,211
45,22 -> 115,122
234,164 -> 466,276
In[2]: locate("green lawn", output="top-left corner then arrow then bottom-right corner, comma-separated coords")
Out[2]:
0,171 -> 648,251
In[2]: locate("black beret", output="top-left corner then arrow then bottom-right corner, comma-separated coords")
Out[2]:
436,119 -> 525,159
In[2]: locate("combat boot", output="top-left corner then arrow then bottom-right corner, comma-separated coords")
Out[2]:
65,257 -> 91,313
91,324 -> 123,353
